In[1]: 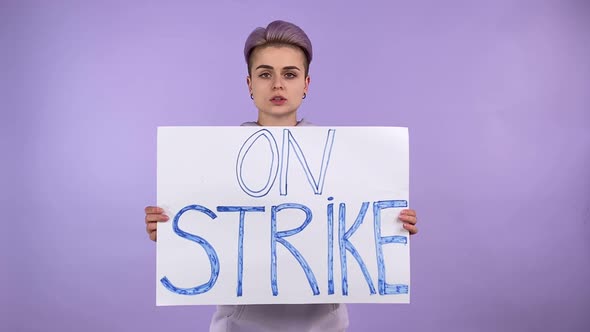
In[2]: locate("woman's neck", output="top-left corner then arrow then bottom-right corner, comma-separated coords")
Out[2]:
257,113 -> 298,126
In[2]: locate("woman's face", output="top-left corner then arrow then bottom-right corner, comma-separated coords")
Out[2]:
247,45 -> 310,125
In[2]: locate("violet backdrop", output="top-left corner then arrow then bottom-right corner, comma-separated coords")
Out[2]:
2,0 -> 589,331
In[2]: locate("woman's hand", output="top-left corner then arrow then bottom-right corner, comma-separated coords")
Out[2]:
145,206 -> 169,241
399,209 -> 418,235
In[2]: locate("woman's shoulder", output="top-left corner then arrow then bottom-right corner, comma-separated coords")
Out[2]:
240,121 -> 259,126
297,118 -> 314,126
239,119 -> 314,127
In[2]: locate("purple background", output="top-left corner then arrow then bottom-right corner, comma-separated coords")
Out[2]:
3,0 -> 589,331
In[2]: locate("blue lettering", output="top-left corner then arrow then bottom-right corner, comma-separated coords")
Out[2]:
271,203 -> 320,296
279,129 -> 336,196
216,206 -> 265,296
373,200 -> 409,295
236,129 -> 279,198
338,202 -> 377,295
327,197 -> 335,295
160,205 -> 220,295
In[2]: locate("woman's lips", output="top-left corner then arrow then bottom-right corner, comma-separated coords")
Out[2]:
270,97 -> 287,106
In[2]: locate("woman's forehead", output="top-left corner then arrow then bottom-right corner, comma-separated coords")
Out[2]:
251,45 -> 306,68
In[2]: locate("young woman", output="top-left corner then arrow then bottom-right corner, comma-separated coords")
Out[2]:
144,20 -> 419,332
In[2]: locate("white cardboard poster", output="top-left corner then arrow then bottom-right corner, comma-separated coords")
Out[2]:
156,126 -> 410,305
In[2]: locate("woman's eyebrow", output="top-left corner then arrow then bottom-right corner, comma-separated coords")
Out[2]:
282,66 -> 301,71
255,65 -> 274,70
255,65 -> 301,71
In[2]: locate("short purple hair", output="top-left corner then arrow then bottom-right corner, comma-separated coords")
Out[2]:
244,20 -> 313,75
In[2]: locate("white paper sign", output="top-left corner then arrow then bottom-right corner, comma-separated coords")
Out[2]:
156,126 -> 410,305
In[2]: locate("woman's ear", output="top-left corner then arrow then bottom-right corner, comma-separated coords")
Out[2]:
246,76 -> 252,94
304,75 -> 311,94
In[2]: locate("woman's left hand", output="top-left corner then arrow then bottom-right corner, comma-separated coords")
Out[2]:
399,209 -> 418,235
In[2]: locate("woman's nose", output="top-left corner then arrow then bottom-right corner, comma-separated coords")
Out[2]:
272,77 -> 284,90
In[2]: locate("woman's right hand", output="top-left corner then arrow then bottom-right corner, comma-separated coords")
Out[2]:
145,206 -> 169,241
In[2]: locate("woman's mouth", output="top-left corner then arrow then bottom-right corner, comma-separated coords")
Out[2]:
270,96 -> 287,106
